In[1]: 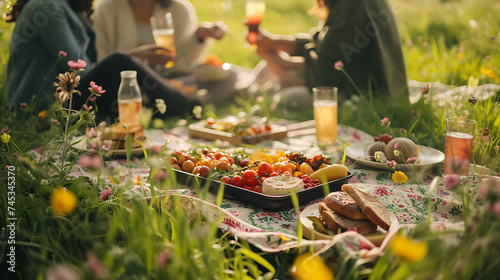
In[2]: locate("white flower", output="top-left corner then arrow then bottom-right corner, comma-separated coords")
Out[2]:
155,99 -> 167,114
193,105 -> 203,119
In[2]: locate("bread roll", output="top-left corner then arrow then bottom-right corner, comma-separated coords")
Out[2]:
321,210 -> 377,234
324,191 -> 367,220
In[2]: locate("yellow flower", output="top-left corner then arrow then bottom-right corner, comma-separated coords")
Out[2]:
291,253 -> 334,280
38,110 -> 47,119
481,67 -> 497,79
390,234 -> 428,263
392,171 -> 408,184
1,133 -> 11,143
51,187 -> 77,216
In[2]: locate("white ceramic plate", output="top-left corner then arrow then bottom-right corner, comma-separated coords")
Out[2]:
72,135 -> 150,157
344,142 -> 445,171
300,202 -> 399,247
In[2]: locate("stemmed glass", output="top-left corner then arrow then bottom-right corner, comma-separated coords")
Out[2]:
245,0 -> 266,46
150,12 -> 176,68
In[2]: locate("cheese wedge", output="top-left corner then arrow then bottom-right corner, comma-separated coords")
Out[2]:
262,176 -> 304,196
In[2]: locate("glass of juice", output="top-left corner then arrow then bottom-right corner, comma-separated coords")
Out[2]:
313,87 -> 338,145
444,117 -> 476,177
246,0 -> 266,45
150,12 -> 176,68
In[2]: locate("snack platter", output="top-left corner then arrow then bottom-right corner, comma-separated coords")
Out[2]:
188,121 -> 288,145
172,168 -> 353,211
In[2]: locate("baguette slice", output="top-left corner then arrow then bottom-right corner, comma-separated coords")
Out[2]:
325,191 -> 367,220
341,184 -> 392,231
100,124 -> 144,141
321,210 -> 377,234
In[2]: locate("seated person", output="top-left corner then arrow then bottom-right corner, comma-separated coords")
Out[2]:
93,0 -> 227,76
251,0 -> 409,106
5,0 -> 200,120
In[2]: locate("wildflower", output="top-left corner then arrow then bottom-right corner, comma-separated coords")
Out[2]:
442,174 -> 460,189
386,160 -> 397,167
392,171 -> 408,183
86,252 -> 109,279
1,133 -> 11,143
135,176 -> 141,185
51,118 -> 61,125
480,67 -> 497,79
89,81 -> 106,94
485,55 -> 491,60
83,104 -> 94,112
291,253 -> 334,280
78,155 -> 102,169
334,60 -> 344,71
394,142 -> 400,150
53,72 -> 82,103
85,128 -> 98,139
468,96 -> 478,105
51,187 -> 77,216
38,110 -> 48,119
374,151 -> 386,163
421,84 -> 430,95
489,203 -> 500,215
193,105 -> 203,119
400,128 -> 407,133
102,140 -> 111,151
406,157 -> 418,164
1,126 -> 8,133
155,99 -> 167,114
99,187 -> 112,200
393,149 -> 400,157
411,110 -> 420,116
153,170 -> 167,181
390,234 -> 428,263
380,117 -> 389,126
58,50 -> 67,57
89,97 -> 97,102
405,39 -> 413,47
67,59 -> 87,70
20,102 -> 28,107
481,128 -> 490,141
157,251 -> 170,269
40,179 -> 49,185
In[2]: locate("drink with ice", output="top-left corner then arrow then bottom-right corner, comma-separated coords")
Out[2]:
314,100 -> 338,144
444,132 -> 473,176
246,0 -> 266,45
118,97 -> 142,127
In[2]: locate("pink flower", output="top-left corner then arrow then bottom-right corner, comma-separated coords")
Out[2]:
1,126 -> 8,133
334,60 -> 344,70
394,142 -> 400,150
386,160 -> 397,167
157,251 -> 170,268
79,155 -> 102,169
67,59 -> 87,70
86,128 -> 98,139
380,117 -> 389,126
102,140 -> 111,151
405,39 -> 413,47
400,128 -> 407,133
442,174 -> 460,189
406,157 -> 418,164
86,252 -> 109,279
421,84 -> 430,95
20,102 -> 28,107
89,81 -> 106,94
489,203 -> 500,215
99,187 -> 112,200
58,50 -> 67,57
411,110 -> 420,116
51,118 -> 61,125
90,97 -> 97,102
485,55 -> 491,60
153,170 -> 167,181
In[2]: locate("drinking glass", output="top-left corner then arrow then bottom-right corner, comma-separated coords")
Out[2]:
246,0 -> 266,45
150,12 -> 176,68
444,117 -> 476,177
313,87 -> 338,145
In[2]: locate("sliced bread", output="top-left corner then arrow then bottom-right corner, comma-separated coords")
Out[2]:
341,184 -> 392,231
325,191 -> 367,220
321,210 -> 377,234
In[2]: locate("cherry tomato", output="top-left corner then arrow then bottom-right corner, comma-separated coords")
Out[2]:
195,166 -> 210,177
231,175 -> 244,187
269,172 -> 279,177
257,162 -> 274,177
242,170 -> 260,187
220,176 -> 231,184
182,160 -> 195,173
216,159 -> 231,171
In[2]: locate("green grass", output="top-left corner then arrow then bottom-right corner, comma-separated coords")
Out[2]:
0,0 -> 500,279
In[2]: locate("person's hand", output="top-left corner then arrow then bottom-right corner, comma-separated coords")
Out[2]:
254,27 -> 276,51
196,22 -> 228,41
128,44 -> 175,66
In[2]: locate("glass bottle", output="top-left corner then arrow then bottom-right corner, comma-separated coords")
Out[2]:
117,70 -> 142,127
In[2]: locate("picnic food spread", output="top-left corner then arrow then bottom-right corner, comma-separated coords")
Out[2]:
308,184 -> 392,235
167,149 -> 350,196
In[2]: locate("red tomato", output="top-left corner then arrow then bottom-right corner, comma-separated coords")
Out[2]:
257,162 -> 274,177
231,175 -> 244,187
269,172 -> 279,177
220,176 -> 231,184
242,170 -> 260,187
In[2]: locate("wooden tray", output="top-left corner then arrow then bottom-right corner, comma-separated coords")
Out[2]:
188,122 -> 288,145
